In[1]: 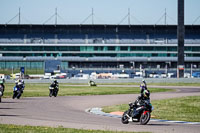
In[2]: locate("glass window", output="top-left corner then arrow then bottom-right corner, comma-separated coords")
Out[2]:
0,62 -> 5,69
32,46 -> 44,51
20,46 -> 31,51
44,46 -> 55,51
6,62 -> 18,69
143,47 -> 154,51
192,47 -> 200,52
94,46 -> 104,51
152,53 -> 158,57
130,46 -> 136,51
167,47 -> 177,51
108,46 -> 115,51
120,46 -> 128,51
155,47 -> 166,51
61,62 -> 68,69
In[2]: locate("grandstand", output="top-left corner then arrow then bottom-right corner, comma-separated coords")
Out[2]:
0,24 -> 200,76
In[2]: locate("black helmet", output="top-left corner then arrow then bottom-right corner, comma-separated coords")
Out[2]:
143,90 -> 150,98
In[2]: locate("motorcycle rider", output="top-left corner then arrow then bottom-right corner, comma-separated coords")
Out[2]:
140,79 -> 147,96
0,77 -> 5,96
88,79 -> 96,86
13,79 -> 25,99
15,79 -> 25,93
131,80 -> 150,117
49,79 -> 59,97
51,79 -> 59,89
50,79 -> 59,92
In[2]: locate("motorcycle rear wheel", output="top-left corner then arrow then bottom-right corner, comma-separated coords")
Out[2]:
54,91 -> 58,97
121,111 -> 129,124
139,111 -> 151,125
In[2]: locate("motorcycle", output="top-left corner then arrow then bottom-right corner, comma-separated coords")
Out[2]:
0,84 -> 4,102
121,99 -> 153,125
49,84 -> 59,97
88,80 -> 97,86
13,85 -> 23,99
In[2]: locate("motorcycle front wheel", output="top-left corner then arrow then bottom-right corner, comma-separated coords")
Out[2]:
49,90 -> 53,97
139,111 -> 151,125
121,111 -> 129,124
0,91 -> 2,102
13,91 -> 17,99
16,91 -> 21,99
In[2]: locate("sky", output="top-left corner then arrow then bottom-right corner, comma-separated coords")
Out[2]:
0,0 -> 200,25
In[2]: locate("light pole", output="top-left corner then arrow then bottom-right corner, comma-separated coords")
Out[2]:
191,63 -> 193,78
177,0 -> 185,78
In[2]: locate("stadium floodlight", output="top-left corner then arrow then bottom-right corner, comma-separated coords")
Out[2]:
118,8 -> 130,25
155,8 -> 167,25
192,16 -> 200,25
81,8 -> 94,25
43,8 -> 66,25
118,8 -> 143,25
155,8 -> 176,25
6,7 -> 21,25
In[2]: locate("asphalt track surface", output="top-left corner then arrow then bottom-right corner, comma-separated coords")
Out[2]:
0,85 -> 200,133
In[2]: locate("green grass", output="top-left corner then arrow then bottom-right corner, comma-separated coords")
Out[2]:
100,82 -> 200,86
102,96 -> 200,122
24,69 -> 44,75
2,83 -> 172,98
0,69 -> 44,75
151,96 -> 200,122
0,69 -> 21,75
103,104 -> 129,114
0,124 -> 149,133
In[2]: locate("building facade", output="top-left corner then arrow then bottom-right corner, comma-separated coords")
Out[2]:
0,24 -> 200,74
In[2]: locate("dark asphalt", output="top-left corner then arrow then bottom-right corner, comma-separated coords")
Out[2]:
0,86 -> 200,133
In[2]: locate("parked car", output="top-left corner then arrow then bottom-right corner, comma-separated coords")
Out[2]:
184,73 -> 191,78
192,72 -> 200,78
72,74 -> 89,79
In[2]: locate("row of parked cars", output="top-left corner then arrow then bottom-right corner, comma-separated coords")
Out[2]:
3,71 -> 200,80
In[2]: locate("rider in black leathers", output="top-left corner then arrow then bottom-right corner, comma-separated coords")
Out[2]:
50,80 -> 59,89
131,80 -> 150,117
0,78 -> 5,96
15,79 -> 25,93
49,79 -> 59,97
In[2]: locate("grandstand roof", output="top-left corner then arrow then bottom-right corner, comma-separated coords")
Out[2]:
0,24 -> 200,29
0,24 -> 199,33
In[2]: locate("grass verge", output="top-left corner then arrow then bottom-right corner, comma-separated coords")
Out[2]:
2,83 -> 172,98
102,96 -> 200,122
0,69 -> 44,75
99,82 -> 200,86
0,124 -> 149,133
151,96 -> 200,122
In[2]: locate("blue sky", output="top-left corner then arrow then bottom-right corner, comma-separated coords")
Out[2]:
0,0 -> 200,25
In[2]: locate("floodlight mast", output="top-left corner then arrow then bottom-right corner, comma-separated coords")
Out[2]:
19,7 -> 21,24
164,8 -> 166,25
55,8 -> 57,25
177,0 -> 185,78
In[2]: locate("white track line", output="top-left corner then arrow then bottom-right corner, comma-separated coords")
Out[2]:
87,107 -> 200,125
